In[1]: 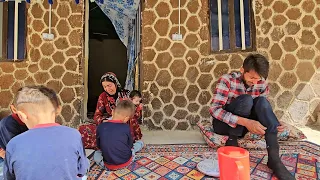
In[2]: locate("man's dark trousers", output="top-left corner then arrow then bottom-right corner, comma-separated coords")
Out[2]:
213,94 -> 279,138
212,94 -> 296,180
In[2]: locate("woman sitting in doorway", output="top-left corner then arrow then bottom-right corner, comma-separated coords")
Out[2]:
79,72 -> 143,149
94,72 -> 129,124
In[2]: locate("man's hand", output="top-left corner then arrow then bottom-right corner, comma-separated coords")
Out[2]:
0,148 -> 5,159
277,122 -> 285,133
238,117 -> 266,135
246,120 -> 267,135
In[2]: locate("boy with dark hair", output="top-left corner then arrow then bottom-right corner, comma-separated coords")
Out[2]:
129,90 -> 142,106
210,54 -> 295,180
94,99 -> 143,170
3,86 -> 88,180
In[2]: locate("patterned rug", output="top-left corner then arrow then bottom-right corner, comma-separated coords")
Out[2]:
87,141 -> 320,180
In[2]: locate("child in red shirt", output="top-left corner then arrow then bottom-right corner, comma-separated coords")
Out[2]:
128,90 -> 143,143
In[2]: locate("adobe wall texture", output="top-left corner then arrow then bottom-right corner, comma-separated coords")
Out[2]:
0,0 -> 85,127
141,0 -> 320,130
1,0 -> 319,130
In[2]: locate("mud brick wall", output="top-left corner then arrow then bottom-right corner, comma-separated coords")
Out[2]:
0,0 -> 84,127
141,0 -> 320,130
1,0 -> 319,130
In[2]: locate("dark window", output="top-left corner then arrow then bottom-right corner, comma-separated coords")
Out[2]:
0,1 -> 27,61
210,0 -> 255,52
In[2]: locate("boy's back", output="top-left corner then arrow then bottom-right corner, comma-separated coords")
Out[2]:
4,124 -> 88,180
97,120 -> 133,169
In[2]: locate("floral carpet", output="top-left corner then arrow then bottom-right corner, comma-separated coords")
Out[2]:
87,141 -> 320,180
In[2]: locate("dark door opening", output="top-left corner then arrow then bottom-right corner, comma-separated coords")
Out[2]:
87,3 -> 128,118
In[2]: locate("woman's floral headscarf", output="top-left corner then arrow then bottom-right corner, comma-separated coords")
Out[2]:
100,72 -> 122,89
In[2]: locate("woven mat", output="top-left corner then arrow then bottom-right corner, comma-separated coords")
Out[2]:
87,141 -> 320,180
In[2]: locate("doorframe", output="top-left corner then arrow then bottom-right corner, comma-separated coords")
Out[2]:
83,0 -> 89,121
82,0 -> 142,120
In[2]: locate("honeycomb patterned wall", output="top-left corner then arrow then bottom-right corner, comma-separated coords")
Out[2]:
0,0 -> 84,127
141,0 -> 320,130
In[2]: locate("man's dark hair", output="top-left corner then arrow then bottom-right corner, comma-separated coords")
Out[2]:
129,90 -> 142,98
243,54 -> 269,79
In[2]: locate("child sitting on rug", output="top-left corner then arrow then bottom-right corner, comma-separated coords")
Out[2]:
94,100 -> 144,170
3,86 -> 89,180
0,86 -> 62,179
0,86 -> 61,152
129,90 -> 143,143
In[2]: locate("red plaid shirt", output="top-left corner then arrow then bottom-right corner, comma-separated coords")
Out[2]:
209,71 -> 269,128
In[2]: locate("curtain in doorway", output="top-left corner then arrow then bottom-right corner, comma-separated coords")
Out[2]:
96,0 -> 140,91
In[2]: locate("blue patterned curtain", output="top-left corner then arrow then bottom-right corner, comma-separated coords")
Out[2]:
96,0 -> 140,91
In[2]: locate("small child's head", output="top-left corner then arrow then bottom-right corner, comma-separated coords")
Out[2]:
129,90 -> 142,105
11,86 -> 58,128
112,100 -> 135,123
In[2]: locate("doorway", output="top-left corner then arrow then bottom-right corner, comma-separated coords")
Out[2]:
86,2 -> 128,118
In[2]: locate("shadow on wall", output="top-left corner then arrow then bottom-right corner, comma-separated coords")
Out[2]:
279,72 -> 320,130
